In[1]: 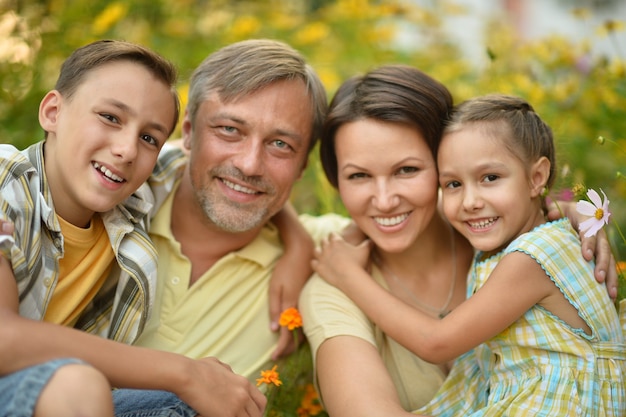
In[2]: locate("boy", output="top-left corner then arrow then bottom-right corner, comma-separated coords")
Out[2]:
0,40 -> 265,417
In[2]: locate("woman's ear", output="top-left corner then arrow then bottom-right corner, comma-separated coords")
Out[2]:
38,90 -> 62,133
530,156 -> 551,197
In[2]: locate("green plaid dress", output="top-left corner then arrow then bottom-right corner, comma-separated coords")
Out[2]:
416,219 -> 626,416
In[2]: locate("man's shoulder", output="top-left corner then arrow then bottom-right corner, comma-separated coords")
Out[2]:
298,213 -> 351,244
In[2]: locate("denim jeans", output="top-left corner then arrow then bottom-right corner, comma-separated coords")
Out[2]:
113,389 -> 197,417
0,358 -> 83,417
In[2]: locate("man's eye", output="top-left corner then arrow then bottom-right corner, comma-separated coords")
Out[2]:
271,139 -> 293,151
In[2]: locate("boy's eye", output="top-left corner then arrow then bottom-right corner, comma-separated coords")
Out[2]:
445,180 -> 461,189
141,134 -> 158,147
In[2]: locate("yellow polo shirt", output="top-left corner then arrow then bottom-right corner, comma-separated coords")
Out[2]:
134,180 -> 350,380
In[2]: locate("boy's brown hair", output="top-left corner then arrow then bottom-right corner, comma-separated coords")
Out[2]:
54,39 -> 180,135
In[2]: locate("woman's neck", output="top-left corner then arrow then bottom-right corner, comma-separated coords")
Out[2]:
373,212 -> 454,275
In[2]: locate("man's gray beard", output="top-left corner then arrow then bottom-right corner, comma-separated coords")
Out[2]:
196,189 -> 270,233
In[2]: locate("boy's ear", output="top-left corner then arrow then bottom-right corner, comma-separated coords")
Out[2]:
39,91 -> 62,133
530,156 -> 551,197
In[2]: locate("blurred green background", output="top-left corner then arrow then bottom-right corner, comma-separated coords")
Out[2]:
1,0 -> 625,262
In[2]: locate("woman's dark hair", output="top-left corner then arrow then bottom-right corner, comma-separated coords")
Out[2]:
320,64 -> 453,187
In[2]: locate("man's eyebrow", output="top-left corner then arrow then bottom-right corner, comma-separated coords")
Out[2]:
211,111 -> 306,144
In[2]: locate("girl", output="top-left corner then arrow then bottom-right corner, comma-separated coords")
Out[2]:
312,94 -> 625,416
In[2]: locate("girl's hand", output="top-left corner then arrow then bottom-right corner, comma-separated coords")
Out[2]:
311,233 -> 372,290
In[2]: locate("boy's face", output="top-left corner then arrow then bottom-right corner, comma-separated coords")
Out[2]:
39,61 -> 176,227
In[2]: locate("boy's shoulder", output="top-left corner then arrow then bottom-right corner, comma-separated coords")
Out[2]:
0,142 -> 42,186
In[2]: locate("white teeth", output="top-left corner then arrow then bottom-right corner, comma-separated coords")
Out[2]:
222,179 -> 257,195
374,213 -> 408,227
468,217 -> 498,229
93,162 -> 124,182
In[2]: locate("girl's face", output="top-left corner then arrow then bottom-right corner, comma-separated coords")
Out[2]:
438,123 -> 546,255
335,118 -> 439,253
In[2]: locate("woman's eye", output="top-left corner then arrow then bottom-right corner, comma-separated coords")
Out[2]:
398,166 -> 418,175
347,172 -> 367,180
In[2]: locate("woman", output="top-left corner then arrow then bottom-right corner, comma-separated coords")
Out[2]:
299,65 -> 471,416
299,65 -> 616,417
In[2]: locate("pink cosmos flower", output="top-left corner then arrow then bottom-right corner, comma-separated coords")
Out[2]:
576,188 -> 611,237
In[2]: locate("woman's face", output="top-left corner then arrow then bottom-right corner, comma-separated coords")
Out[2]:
335,118 -> 439,253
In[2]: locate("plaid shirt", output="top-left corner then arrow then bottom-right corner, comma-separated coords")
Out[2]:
0,142 -> 186,344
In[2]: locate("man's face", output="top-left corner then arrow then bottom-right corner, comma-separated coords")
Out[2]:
182,78 -> 313,232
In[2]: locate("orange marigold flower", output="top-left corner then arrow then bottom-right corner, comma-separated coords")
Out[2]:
279,307 -> 303,331
256,365 -> 282,387
297,383 -> 324,416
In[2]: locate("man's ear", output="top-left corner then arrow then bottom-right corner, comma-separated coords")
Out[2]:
38,91 -> 62,133
530,156 -> 551,197
182,110 -> 193,151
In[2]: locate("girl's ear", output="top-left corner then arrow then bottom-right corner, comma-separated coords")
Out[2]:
39,90 -> 62,133
529,156 -> 551,198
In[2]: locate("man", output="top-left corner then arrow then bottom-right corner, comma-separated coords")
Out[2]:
113,39 -> 348,415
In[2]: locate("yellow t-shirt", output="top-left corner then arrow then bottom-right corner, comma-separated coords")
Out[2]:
300,267 -> 446,411
134,182 -> 350,381
44,214 -> 114,326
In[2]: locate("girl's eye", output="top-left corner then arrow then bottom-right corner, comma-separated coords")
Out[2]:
101,113 -> 119,124
484,174 -> 499,182
445,180 -> 461,189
